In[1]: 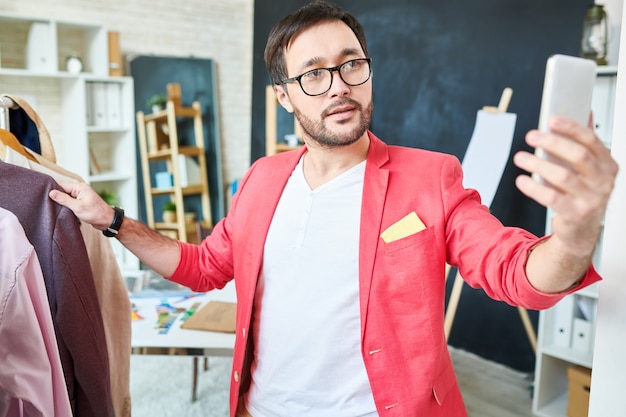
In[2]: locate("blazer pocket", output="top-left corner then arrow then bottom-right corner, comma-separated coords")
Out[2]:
432,360 -> 457,406
382,226 -> 435,253
380,211 -> 427,243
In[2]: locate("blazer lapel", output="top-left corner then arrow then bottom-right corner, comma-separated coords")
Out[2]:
359,132 -> 390,334
239,147 -> 306,303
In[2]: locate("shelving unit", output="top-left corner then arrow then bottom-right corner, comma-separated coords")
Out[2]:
0,13 -> 108,76
265,85 -> 302,155
0,12 -> 139,271
532,66 -> 617,417
136,84 -> 212,243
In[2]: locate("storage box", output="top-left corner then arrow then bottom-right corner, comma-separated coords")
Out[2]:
567,365 -> 592,417
155,172 -> 173,189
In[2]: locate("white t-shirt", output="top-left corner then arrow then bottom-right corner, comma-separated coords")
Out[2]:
246,157 -> 377,417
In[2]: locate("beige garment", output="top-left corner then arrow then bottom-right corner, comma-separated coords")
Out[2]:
80,223 -> 132,417
17,149 -> 133,417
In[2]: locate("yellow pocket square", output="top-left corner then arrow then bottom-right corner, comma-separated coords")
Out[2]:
380,212 -> 426,243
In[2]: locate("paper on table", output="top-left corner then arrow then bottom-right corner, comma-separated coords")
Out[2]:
462,110 -> 517,208
180,301 -> 236,333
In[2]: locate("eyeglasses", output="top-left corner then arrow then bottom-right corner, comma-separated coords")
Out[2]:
280,58 -> 372,96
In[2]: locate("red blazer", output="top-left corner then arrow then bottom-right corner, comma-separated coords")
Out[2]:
171,132 -> 600,417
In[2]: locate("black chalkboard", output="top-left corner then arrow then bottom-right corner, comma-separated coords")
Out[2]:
129,55 -> 225,224
251,0 -> 590,371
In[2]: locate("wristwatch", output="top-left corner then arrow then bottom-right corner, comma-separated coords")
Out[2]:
103,206 -> 124,237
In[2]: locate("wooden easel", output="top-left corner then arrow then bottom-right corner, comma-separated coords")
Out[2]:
443,88 -> 537,354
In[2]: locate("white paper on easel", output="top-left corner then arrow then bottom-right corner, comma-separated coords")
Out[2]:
462,110 -> 517,208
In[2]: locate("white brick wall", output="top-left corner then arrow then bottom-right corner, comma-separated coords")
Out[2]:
0,0 -> 254,186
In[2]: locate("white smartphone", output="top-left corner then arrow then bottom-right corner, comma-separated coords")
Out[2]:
533,54 -> 597,183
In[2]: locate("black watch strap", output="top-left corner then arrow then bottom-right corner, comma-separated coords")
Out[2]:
103,206 -> 124,237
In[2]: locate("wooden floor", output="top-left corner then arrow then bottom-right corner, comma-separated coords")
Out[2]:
130,347 -> 535,416
450,346 -> 534,417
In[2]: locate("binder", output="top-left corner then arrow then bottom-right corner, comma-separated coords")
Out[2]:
26,22 -> 55,72
91,82 -> 107,127
85,83 -> 94,126
105,83 -> 122,128
571,318 -> 592,353
552,295 -> 575,348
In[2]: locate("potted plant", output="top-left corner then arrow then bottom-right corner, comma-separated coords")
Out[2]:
146,93 -> 167,113
97,190 -> 118,206
162,200 -> 177,223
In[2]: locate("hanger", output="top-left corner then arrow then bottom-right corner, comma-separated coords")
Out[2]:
0,128 -> 38,162
0,96 -> 38,162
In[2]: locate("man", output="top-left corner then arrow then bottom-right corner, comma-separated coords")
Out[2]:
50,1 -> 618,416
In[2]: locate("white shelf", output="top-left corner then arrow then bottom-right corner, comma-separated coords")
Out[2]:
0,13 -> 139,271
541,345 -> 594,368
532,69 -> 617,417
596,65 -> 618,75
89,171 -> 134,183
0,12 -> 107,76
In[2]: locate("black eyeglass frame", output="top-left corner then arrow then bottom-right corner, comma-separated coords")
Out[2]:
279,58 -> 372,97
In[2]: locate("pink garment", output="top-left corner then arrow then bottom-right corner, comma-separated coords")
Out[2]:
0,208 -> 72,416
169,132 -> 602,417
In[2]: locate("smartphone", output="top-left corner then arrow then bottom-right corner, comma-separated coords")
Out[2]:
533,54 -> 597,183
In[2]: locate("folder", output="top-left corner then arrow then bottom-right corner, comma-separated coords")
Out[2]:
91,82 -> 107,127
180,301 -> 236,333
105,82 -> 122,128
551,295 -> 574,348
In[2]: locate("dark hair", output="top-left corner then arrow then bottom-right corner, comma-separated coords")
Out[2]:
264,0 -> 369,85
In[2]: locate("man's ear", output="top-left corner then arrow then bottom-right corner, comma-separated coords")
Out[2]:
274,84 -> 294,113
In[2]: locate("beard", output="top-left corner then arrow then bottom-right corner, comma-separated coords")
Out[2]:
293,97 -> 373,148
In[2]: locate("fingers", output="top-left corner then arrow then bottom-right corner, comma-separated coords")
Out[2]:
49,183 -> 81,209
547,116 -> 605,158
514,115 -> 618,244
521,117 -> 616,193
48,188 -> 70,206
513,166 -> 597,224
48,182 -> 114,230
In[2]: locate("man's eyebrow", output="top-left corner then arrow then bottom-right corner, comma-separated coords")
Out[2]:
298,48 -> 363,72
300,57 -> 324,71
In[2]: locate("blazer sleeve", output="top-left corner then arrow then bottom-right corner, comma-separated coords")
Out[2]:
441,155 -> 600,309
167,157 -> 265,291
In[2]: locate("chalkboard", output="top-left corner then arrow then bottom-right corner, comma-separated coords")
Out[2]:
251,0 -> 590,372
129,55 -> 225,223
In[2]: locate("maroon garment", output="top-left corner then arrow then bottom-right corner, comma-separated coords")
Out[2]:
0,161 -> 113,417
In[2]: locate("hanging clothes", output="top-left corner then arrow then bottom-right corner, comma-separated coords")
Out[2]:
8,147 -> 133,417
2,92 -> 133,416
0,207 -> 72,417
0,161 -> 113,417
